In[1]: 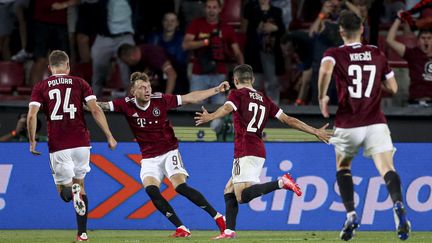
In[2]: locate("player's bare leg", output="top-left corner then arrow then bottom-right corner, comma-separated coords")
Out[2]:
170,173 -> 226,234
143,176 -> 188,237
372,151 -> 411,240
72,178 -> 88,241
336,153 -> 359,241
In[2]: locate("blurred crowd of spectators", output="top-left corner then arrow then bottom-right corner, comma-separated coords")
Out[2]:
0,0 -> 431,107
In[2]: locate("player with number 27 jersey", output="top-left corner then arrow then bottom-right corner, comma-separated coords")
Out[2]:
322,43 -> 394,128
226,88 -> 282,159
30,74 -> 95,152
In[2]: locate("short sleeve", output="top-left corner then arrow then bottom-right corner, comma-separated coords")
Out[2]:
402,47 -> 414,61
321,49 -> 336,65
163,94 -> 181,110
29,83 -> 43,107
226,90 -> 240,111
267,97 -> 283,118
109,98 -> 127,113
224,24 -> 237,45
185,19 -> 198,37
81,79 -> 96,102
380,53 -> 394,81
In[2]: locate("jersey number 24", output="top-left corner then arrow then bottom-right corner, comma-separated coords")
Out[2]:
48,88 -> 77,120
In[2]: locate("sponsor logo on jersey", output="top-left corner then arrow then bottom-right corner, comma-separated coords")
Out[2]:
132,113 -> 139,117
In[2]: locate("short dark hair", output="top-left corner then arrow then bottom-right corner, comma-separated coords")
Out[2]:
117,43 -> 136,59
207,0 -> 222,7
418,29 -> 432,37
233,64 -> 254,83
48,50 -> 69,67
338,10 -> 362,37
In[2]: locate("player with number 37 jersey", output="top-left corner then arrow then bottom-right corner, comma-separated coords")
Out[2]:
322,43 -> 394,128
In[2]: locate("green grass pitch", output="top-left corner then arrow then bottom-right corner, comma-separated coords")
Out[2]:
1,230 -> 431,242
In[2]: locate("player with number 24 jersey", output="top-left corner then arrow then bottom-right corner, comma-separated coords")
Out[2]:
30,74 -> 94,152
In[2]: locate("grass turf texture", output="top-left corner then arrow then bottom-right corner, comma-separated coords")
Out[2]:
1,230 -> 431,242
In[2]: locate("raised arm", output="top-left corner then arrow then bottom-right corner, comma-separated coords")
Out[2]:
277,113 -> 331,143
318,59 -> 335,118
194,104 -> 234,126
386,18 -> 406,57
27,105 -> 41,155
182,33 -> 207,51
87,100 -> 117,150
181,81 -> 230,105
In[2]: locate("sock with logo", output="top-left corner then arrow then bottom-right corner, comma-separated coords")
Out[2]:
240,181 -> 280,203
384,170 -> 403,203
224,193 -> 238,231
145,185 -> 182,227
175,183 -> 218,217
336,169 -> 355,212
76,194 -> 88,235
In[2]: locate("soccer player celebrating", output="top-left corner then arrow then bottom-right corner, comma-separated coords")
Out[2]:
318,10 -> 411,241
28,50 -> 117,241
97,72 -> 227,237
195,64 -> 331,239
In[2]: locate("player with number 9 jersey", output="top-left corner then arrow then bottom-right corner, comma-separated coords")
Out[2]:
226,88 -> 282,159
322,44 -> 394,128
30,74 -> 95,153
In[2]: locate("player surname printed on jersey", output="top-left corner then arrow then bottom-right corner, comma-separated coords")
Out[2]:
249,91 -> 263,102
349,51 -> 372,61
47,77 -> 73,87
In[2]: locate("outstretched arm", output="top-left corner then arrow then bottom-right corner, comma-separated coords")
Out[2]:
97,101 -> 111,111
277,113 -> 331,143
318,59 -> 335,118
27,105 -> 41,155
195,104 -> 234,126
181,81 -> 230,105
87,100 -> 117,150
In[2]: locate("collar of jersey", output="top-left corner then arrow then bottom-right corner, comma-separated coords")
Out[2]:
134,98 -> 151,111
345,42 -> 362,46
245,86 -> 257,92
51,74 -> 68,76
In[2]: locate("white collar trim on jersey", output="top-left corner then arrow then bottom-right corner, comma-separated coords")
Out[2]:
245,87 -> 256,92
345,42 -> 362,46
134,99 -> 151,111
51,74 -> 68,76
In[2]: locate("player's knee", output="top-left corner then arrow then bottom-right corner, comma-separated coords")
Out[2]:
145,185 -> 162,199
174,183 -> 188,194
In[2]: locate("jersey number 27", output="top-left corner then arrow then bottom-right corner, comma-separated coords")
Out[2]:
247,102 -> 266,132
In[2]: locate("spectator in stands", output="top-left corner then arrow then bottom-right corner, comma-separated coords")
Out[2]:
0,0 -> 16,60
242,0 -> 285,104
117,43 -> 177,94
178,0 -> 206,30
280,31 -> 314,105
183,0 -> 244,104
308,0 -> 362,104
28,0 -> 69,85
90,0 -> 136,97
11,0 -> 33,62
0,113 -> 46,142
148,12 -> 189,94
386,12 -> 432,107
